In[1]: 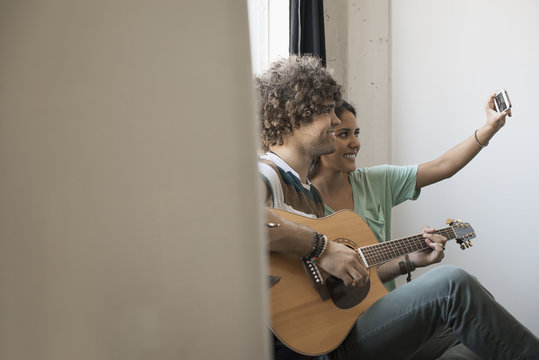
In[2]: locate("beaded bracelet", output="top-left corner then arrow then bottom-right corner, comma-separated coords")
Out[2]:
302,232 -> 328,262
302,232 -> 321,260
312,235 -> 328,261
474,129 -> 489,148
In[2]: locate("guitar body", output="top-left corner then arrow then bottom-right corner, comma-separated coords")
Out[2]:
269,209 -> 389,356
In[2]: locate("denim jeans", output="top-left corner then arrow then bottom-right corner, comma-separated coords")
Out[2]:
320,265 -> 539,360
409,325 -> 481,360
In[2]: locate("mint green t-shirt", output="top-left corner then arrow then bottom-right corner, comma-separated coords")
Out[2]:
324,164 -> 420,290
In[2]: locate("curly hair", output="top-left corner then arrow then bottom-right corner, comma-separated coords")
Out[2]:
256,55 -> 342,151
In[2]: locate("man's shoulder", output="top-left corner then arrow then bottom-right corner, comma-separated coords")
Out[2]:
258,158 -> 283,184
258,153 -> 301,186
258,157 -> 280,172
257,155 -> 324,218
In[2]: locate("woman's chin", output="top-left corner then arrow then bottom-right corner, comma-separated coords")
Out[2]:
342,165 -> 356,173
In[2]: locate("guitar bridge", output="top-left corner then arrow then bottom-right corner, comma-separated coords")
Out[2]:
302,259 -> 330,301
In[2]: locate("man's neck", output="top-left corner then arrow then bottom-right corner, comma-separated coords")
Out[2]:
268,146 -> 312,184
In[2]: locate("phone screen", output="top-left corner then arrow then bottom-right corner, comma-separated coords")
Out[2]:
494,91 -> 511,112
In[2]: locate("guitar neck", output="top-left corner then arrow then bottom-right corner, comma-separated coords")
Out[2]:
360,227 -> 456,267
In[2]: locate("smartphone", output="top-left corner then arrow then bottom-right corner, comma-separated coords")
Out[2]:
494,89 -> 512,113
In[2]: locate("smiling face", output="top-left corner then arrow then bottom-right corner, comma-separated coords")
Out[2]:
292,101 -> 341,158
319,109 -> 360,173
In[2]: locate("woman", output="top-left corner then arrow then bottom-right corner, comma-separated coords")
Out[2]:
309,93 -> 511,359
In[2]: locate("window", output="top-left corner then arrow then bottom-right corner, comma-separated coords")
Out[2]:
248,0 -> 289,75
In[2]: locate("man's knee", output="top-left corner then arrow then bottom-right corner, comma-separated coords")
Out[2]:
433,265 -> 491,302
423,265 -> 477,290
438,265 -> 472,282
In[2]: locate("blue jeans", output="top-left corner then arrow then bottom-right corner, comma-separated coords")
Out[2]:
321,265 -> 539,360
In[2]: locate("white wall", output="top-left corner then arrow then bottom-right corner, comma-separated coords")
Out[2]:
326,0 -> 391,168
391,0 -> 539,335
0,1 -> 268,359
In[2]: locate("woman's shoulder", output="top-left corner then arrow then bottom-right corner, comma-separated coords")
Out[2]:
353,164 -> 417,178
350,164 -> 390,179
349,165 -> 418,190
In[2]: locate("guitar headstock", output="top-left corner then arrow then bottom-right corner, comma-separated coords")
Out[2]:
446,218 -> 476,250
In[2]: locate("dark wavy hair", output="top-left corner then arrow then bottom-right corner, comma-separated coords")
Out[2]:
256,55 -> 342,151
335,100 -> 356,119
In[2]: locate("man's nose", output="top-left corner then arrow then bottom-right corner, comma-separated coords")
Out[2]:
331,111 -> 341,126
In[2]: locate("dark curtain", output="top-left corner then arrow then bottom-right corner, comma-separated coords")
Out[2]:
289,0 -> 326,66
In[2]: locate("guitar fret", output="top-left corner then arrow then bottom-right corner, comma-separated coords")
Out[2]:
363,227 -> 456,267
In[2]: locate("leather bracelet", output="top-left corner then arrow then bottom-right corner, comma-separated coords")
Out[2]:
398,261 -> 407,275
404,254 -> 415,283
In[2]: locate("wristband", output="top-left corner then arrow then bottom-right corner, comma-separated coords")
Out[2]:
474,129 -> 488,148
404,254 -> 416,283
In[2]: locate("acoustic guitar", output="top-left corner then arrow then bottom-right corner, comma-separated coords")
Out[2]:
269,209 -> 476,356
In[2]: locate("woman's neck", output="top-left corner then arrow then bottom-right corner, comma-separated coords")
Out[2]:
310,168 -> 354,211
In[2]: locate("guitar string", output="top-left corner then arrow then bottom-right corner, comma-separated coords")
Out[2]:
361,228 -> 457,266
363,228 -> 457,266
362,228 -> 455,265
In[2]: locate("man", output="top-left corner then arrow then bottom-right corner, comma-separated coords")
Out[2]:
256,55 -> 539,360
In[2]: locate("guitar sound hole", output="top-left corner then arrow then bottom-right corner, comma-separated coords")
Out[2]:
325,275 -> 370,309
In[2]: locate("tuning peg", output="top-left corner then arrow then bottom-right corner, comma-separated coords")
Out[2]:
468,240 -> 473,247
446,218 -> 454,225
460,244 -> 466,250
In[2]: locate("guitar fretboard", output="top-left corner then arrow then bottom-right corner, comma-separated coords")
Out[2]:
361,227 -> 455,267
